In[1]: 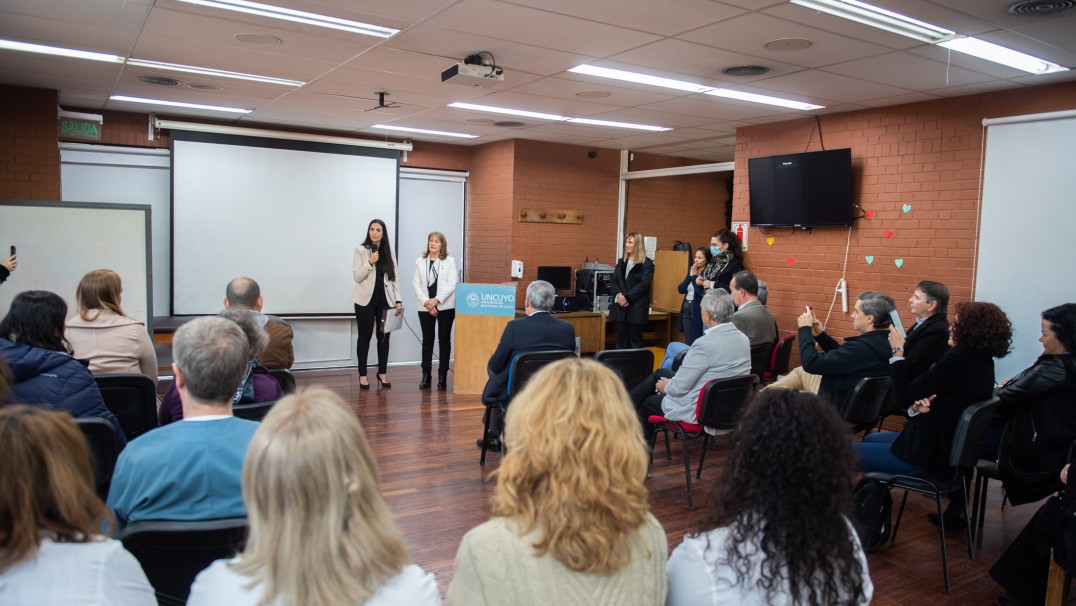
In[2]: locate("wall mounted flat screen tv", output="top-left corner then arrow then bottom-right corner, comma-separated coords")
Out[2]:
748,148 -> 853,227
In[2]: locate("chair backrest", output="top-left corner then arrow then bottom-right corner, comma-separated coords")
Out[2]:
695,375 -> 759,430
265,368 -> 296,395
232,399 -> 277,422
594,348 -> 654,389
950,397 -> 1002,469
506,350 -> 576,402
120,518 -> 249,605
75,417 -> 122,500
767,333 -> 796,377
839,376 -> 892,426
94,374 -> 158,441
671,348 -> 689,372
749,342 -> 772,378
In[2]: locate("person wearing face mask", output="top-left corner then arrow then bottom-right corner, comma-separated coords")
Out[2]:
676,247 -> 711,345
696,229 -> 743,294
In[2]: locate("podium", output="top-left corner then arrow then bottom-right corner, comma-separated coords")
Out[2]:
453,284 -> 517,394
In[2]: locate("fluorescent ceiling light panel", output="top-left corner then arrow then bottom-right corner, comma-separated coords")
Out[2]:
372,124 -> 478,139
177,0 -> 399,37
110,95 -> 251,114
789,0 -> 953,43
566,117 -> 671,132
127,59 -> 304,86
569,64 -> 824,110
938,37 -> 1068,75
448,102 -> 566,122
0,39 -> 124,63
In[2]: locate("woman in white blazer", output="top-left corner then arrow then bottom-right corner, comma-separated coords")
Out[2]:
412,231 -> 457,390
352,219 -> 403,390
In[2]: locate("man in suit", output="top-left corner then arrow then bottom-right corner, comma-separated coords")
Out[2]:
629,289 -> 750,431
479,280 -> 576,451
901,280 -> 951,379
224,276 -> 294,369
730,270 -> 778,349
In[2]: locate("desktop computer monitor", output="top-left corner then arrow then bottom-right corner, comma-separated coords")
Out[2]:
536,266 -> 573,293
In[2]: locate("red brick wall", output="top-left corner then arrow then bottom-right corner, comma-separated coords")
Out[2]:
0,85 -> 60,200
465,140 -> 515,285
733,81 -> 1076,366
401,140 -> 471,172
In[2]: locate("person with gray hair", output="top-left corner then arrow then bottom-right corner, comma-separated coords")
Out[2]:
223,276 -> 294,369
478,280 -> 576,452
796,291 -> 894,408
629,289 -> 751,433
107,317 -> 260,530
757,279 -> 769,306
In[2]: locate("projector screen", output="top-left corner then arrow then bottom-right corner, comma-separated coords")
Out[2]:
171,131 -> 398,315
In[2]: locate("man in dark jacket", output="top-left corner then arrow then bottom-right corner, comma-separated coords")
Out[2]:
797,291 -> 895,408
902,280 -> 951,379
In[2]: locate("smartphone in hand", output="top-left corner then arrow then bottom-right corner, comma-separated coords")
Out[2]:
889,309 -> 906,337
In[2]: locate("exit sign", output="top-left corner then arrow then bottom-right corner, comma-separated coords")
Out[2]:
60,118 -> 101,141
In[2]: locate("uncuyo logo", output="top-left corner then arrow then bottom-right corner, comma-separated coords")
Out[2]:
467,292 -> 480,308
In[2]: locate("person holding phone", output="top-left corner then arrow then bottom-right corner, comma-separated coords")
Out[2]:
0,245 -> 16,285
412,231 -> 457,391
352,219 -> 403,390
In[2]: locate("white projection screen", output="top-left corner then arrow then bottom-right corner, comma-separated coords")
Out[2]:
171,131 -> 398,315
975,110 -> 1076,380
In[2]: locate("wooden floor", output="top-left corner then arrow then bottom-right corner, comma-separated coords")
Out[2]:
294,366 -> 1057,604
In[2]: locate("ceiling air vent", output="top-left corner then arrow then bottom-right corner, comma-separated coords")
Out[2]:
494,121 -> 525,127
722,65 -> 769,76
1008,0 -> 1074,15
138,75 -> 181,86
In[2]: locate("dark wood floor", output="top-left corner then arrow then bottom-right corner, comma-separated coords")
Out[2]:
295,366 -> 1057,604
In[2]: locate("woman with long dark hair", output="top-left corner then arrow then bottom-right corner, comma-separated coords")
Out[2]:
0,290 -> 124,444
696,229 -> 743,294
677,247 -> 711,345
352,219 -> 403,389
667,389 -> 872,605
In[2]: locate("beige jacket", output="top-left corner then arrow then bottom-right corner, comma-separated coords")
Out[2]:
352,245 -> 402,307
65,310 -> 159,385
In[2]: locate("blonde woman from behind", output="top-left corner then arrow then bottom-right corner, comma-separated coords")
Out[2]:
447,358 -> 668,606
188,388 -> 440,606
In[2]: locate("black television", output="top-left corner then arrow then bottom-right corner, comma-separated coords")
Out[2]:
748,148 -> 853,227
536,266 -> 573,292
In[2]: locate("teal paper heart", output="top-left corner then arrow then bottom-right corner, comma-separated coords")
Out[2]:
865,256 -> 874,265
902,204 -> 912,213
894,258 -> 904,268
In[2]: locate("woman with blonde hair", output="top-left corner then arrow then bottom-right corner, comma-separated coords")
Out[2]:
0,405 -> 154,603
412,231 -> 458,390
609,231 -> 655,349
188,388 -> 440,606
66,269 -> 158,384
447,358 -> 668,605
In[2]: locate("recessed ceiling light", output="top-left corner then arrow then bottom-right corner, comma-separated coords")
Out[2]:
235,33 -> 283,45
0,38 -> 124,63
371,124 -> 478,139
576,90 -> 612,99
790,0 -> 953,43
110,95 -> 251,114
765,38 -> 813,51
705,88 -> 823,110
938,36 -> 1068,74
127,58 -> 304,86
177,0 -> 400,38
448,102 -> 671,131
565,117 -> 671,132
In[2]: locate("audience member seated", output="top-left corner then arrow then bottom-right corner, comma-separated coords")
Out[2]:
667,389 -> 873,605
0,290 -> 124,445
764,365 -> 822,394
66,269 -> 158,386
159,309 -> 283,425
0,355 -> 12,403
995,303 -> 1076,506
797,292 -> 895,407
108,317 -> 258,530
730,270 -> 778,350
0,406 -> 154,604
448,359 -> 668,605
854,302 -> 1012,526
630,289 -> 750,433
188,388 -> 440,606
478,280 -> 575,452
900,280 -> 952,379
222,276 -> 294,369
757,279 -> 768,306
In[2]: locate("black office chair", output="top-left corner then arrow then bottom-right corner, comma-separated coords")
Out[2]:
481,350 -> 575,465
749,342 -> 772,379
839,376 -> 892,438
647,374 -> 758,510
971,416 -> 1016,549
75,417 -> 123,501
265,368 -> 296,395
120,518 -> 249,606
761,333 -> 795,384
594,348 -> 654,390
95,374 -> 158,441
671,349 -> 689,372
232,399 -> 277,422
864,397 -> 1001,595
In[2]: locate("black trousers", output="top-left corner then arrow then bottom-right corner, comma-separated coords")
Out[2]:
628,368 -> 674,436
418,309 -> 455,375
990,496 -> 1061,604
354,302 -> 391,375
616,321 -> 645,349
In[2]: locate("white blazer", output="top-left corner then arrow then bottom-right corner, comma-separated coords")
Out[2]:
412,255 -> 457,311
352,245 -> 402,307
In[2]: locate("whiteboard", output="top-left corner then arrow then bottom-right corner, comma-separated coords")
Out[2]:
0,200 -> 152,329
975,111 -> 1076,380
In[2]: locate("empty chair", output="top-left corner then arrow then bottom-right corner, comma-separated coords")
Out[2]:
76,416 -> 124,500
95,374 -> 158,441
749,342 -> 771,379
265,368 -> 296,394
595,348 -> 655,390
762,333 -> 795,383
840,376 -> 892,438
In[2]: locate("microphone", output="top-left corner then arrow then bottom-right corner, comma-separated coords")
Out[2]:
371,243 -> 379,253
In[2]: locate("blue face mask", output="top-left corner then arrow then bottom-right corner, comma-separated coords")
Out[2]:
710,245 -> 722,257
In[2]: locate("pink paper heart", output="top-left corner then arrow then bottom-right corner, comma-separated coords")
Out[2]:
865,210 -> 875,219
885,229 -> 893,238
786,258 -> 795,266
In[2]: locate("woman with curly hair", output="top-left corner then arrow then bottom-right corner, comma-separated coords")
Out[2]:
446,358 -> 667,605
667,389 -> 872,606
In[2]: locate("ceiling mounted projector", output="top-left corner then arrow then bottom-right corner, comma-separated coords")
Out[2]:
441,62 -> 504,87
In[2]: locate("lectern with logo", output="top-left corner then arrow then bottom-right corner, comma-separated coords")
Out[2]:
453,284 -> 516,394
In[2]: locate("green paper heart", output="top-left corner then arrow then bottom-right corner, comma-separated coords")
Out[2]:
894,258 -> 904,268
865,256 -> 874,265
902,204 -> 912,213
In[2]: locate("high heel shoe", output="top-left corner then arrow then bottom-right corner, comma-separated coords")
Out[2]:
377,374 -> 392,389
358,375 -> 370,390
437,372 -> 448,391
419,373 -> 431,389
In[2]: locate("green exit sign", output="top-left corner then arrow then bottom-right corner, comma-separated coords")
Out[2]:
60,118 -> 101,141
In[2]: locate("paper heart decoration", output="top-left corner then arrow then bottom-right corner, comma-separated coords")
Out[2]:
865,210 -> 875,219
885,230 -> 893,238
786,258 -> 795,266
902,204 -> 912,214
766,237 -> 775,246
865,256 -> 874,265
894,258 -> 904,268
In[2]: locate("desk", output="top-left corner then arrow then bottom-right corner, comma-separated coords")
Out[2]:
604,311 -> 674,349
516,310 -> 606,354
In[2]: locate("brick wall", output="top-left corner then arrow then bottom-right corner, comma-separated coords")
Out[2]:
0,85 -> 60,200
733,81 -> 1076,367
465,140 -> 515,285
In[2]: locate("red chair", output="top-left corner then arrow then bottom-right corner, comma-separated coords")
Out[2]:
647,374 -> 758,509
762,332 -> 796,384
